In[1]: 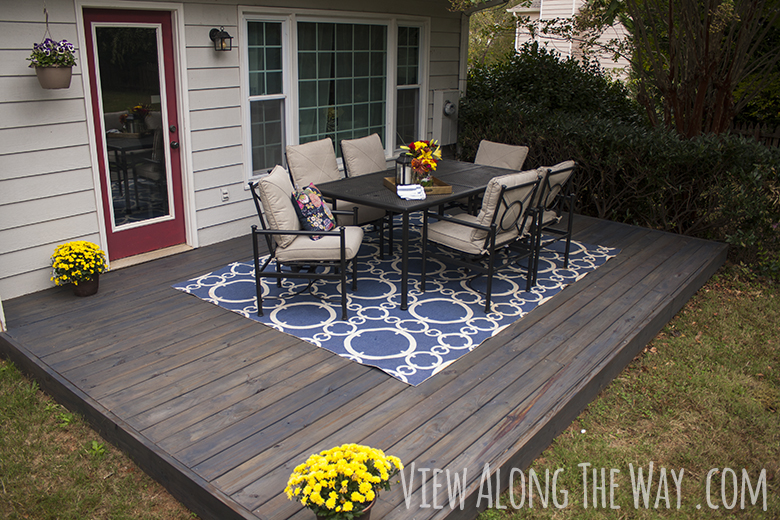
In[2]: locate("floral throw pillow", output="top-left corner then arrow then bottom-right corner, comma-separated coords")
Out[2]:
292,183 -> 336,240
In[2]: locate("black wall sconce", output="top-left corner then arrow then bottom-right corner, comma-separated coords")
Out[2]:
209,27 -> 233,51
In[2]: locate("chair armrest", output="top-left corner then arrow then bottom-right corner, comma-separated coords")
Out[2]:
251,226 -> 347,238
424,210 -> 491,232
331,206 -> 359,223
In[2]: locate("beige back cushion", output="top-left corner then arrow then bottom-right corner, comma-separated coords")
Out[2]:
473,169 -> 540,242
341,133 -> 387,177
103,111 -> 128,132
258,165 -> 300,248
535,160 -> 576,208
286,137 -> 341,187
474,140 -> 529,171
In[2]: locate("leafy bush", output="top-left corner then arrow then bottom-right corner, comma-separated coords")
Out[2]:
459,45 -> 780,278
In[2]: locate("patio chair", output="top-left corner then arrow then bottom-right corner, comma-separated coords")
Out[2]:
421,169 -> 542,313
249,165 -> 363,320
287,137 -> 388,249
451,140 -> 531,215
474,140 -> 529,170
532,160 -> 576,282
339,133 -> 394,257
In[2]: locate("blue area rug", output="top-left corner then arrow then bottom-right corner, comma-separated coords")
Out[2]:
173,216 -> 619,386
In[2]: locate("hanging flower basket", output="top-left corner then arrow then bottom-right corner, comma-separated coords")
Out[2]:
27,8 -> 77,90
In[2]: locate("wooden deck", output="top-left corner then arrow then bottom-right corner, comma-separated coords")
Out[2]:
0,215 -> 727,520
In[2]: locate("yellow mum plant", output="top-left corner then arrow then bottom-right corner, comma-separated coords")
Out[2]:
285,443 -> 403,519
50,241 -> 108,286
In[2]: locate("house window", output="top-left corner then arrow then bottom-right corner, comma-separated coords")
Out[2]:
396,26 -> 420,148
297,22 -> 387,155
244,14 -> 425,176
247,21 -> 285,173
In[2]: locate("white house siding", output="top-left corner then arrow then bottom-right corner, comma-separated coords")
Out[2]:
0,0 -> 463,301
0,1 -> 98,300
511,0 -> 630,74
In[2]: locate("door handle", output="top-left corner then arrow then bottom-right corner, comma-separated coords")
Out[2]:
170,141 -> 179,149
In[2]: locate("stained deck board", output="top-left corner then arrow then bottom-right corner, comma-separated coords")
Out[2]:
0,216 -> 726,520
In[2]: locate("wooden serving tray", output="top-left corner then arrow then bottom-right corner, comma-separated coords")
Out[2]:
383,176 -> 452,195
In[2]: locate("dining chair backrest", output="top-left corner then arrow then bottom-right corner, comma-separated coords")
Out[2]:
286,137 -> 342,188
340,133 -> 387,177
474,140 -> 529,171
534,160 -> 576,209
103,110 -> 128,132
250,165 -> 300,249
473,169 -> 541,245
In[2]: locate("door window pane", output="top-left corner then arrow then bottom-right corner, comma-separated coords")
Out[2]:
297,22 -> 387,155
96,26 -> 170,227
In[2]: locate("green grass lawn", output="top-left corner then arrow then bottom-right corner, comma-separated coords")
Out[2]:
478,265 -> 779,519
1,265 -> 777,519
0,361 -> 195,519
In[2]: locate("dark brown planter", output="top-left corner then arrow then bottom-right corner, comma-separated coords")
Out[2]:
315,498 -> 375,520
72,274 -> 99,297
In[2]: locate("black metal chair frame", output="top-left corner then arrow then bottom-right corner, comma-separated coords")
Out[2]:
533,163 -> 576,284
421,178 -> 542,313
249,181 -> 359,320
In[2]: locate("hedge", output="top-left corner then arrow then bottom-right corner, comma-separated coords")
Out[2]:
458,45 -> 780,278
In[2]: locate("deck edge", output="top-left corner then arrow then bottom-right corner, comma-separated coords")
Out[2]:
0,331 -> 259,520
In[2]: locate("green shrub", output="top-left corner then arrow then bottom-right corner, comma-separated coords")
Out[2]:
459,45 -> 780,279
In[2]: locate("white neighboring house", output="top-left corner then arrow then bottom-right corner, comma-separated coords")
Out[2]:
508,0 -> 630,75
0,0 -> 470,301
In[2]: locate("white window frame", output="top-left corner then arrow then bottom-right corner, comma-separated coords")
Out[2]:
240,8 -> 429,181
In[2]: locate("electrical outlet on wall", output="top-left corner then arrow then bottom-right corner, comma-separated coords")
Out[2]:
221,188 -> 229,202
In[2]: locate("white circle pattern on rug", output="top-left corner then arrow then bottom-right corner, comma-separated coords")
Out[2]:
174,215 -> 619,385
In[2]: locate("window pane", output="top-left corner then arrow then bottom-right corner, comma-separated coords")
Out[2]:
397,26 -> 419,86
248,21 -> 283,96
396,26 -> 420,148
396,88 -> 419,148
298,21 -> 386,153
248,21 -> 285,173
250,99 -> 285,173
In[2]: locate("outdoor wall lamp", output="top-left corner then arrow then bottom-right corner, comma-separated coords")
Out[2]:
209,27 -> 233,51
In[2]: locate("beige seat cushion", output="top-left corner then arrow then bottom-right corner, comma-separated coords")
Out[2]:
257,165 -> 300,248
286,137 -> 342,187
427,214 -> 519,256
276,226 -> 364,263
474,140 -> 529,171
341,133 -> 387,177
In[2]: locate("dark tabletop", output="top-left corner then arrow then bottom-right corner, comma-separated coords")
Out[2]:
318,161 -> 516,213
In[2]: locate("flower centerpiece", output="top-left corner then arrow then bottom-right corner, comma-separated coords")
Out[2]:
51,241 -> 108,297
285,443 -> 403,520
400,139 -> 442,186
28,38 -> 77,89
120,104 -> 152,133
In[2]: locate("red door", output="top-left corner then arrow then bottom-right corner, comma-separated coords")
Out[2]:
84,9 -> 186,260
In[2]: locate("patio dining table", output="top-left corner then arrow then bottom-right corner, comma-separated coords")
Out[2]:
318,160 -> 519,310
